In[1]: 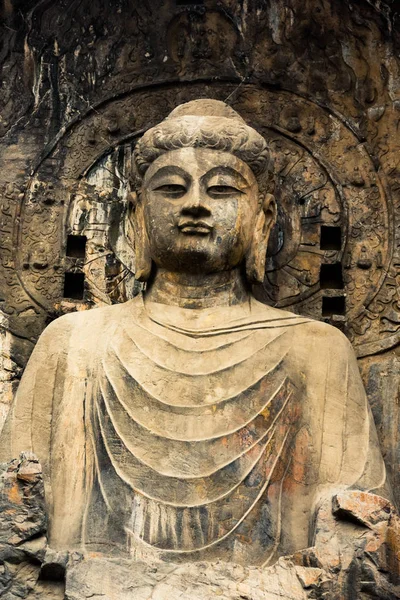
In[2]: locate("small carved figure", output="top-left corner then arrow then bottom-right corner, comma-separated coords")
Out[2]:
1,100 -> 398,597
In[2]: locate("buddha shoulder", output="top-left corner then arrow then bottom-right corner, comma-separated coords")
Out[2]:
251,299 -> 354,360
286,313 -> 354,364
34,301 -> 134,356
293,317 -> 353,352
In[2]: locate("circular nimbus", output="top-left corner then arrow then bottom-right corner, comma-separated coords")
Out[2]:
14,82 -> 390,337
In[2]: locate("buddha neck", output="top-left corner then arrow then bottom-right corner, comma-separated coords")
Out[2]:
144,267 -> 251,309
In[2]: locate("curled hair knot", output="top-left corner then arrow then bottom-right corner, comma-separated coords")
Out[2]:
133,100 -> 272,195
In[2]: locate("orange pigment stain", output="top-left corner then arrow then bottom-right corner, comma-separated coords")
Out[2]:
88,552 -> 104,559
8,483 -> 22,505
260,407 -> 270,419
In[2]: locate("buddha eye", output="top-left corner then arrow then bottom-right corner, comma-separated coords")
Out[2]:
153,184 -> 186,197
207,185 -> 242,196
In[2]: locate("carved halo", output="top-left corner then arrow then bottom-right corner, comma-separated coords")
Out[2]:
12,81 -> 393,356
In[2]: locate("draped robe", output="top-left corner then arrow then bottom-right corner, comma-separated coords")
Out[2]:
0,295 -> 389,566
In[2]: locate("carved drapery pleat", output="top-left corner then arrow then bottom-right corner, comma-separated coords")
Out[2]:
85,301 -> 300,553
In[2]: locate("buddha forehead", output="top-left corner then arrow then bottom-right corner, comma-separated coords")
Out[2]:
143,147 -> 258,187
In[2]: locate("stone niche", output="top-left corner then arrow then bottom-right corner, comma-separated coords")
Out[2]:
0,0 -> 400,598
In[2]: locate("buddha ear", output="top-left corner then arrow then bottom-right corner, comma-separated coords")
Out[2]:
245,193 -> 277,284
127,191 -> 152,282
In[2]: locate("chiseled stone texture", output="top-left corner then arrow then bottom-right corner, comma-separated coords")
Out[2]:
0,453 -> 48,599
65,557 -> 310,600
64,492 -> 400,599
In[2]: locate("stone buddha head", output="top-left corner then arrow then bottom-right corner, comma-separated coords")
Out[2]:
128,99 -> 277,286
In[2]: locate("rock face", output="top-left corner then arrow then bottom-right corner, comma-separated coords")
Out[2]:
0,453 -> 63,599
1,1 -> 400,597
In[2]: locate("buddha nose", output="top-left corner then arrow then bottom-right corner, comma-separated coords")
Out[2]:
181,187 -> 211,217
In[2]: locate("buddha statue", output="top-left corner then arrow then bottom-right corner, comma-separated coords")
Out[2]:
0,100 -> 395,585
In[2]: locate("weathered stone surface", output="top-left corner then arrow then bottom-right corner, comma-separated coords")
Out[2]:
65,557 -> 310,600
1,2 -> 400,597
295,491 -> 400,598
0,453 -> 46,546
0,453 -> 47,599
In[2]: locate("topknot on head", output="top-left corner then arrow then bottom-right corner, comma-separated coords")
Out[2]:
132,99 -> 273,193
165,99 -> 248,122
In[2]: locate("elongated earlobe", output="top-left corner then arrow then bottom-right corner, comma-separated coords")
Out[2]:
127,192 -> 152,282
245,211 -> 269,284
245,194 -> 277,284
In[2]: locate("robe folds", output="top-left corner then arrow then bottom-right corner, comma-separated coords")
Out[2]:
0,294 -> 390,566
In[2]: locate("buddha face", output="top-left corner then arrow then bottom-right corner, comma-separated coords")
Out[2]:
139,147 -> 269,275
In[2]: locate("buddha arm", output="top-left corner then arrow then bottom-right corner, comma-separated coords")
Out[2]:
312,327 -> 391,504
298,329 -> 400,594
0,314 -> 90,548
0,320 -> 63,465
